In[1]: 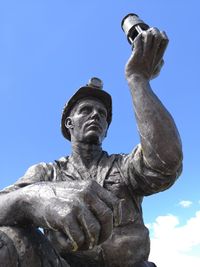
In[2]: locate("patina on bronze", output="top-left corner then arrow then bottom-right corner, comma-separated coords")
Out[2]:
0,14 -> 182,267
61,77 -> 112,141
121,13 -> 164,80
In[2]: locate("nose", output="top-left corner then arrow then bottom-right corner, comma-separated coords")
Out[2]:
91,109 -> 100,120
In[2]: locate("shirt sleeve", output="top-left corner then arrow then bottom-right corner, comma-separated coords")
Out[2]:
117,144 -> 182,196
0,162 -> 55,194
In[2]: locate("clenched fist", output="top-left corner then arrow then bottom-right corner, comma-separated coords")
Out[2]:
20,180 -> 123,252
125,27 -> 169,80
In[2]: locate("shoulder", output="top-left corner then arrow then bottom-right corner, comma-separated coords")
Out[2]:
0,162 -> 54,193
1,157 -> 70,193
23,156 -> 69,182
53,156 -> 69,169
21,162 -> 54,182
34,155 -> 69,172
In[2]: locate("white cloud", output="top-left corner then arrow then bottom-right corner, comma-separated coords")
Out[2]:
145,223 -> 152,230
147,211 -> 200,267
179,200 -> 193,208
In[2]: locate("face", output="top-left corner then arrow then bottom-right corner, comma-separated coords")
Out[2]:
65,98 -> 108,145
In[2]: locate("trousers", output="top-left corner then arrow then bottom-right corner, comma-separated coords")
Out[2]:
0,226 -> 156,267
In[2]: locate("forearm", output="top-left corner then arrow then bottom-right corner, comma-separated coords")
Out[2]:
127,74 -> 182,174
0,182 -> 55,227
0,190 -> 25,226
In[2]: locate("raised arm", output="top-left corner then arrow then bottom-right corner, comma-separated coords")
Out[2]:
125,28 -> 182,174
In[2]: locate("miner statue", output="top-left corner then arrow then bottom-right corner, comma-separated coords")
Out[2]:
0,14 -> 182,267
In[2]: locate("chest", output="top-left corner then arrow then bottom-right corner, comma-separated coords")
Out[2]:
55,160 -> 126,198
55,162 -> 142,225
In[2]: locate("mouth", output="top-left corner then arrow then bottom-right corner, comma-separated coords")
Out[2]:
85,121 -> 102,131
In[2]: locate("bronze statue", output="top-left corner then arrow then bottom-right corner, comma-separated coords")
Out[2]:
0,20 -> 182,267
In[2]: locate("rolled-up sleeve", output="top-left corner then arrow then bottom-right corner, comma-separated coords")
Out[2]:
0,162 -> 54,194
118,144 -> 182,196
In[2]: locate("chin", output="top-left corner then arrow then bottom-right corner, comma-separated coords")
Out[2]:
84,132 -> 102,145
86,136 -> 100,145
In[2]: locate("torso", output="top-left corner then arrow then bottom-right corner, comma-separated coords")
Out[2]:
49,152 -> 150,267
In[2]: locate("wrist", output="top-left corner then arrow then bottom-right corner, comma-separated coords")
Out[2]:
126,73 -> 149,86
19,185 -> 42,224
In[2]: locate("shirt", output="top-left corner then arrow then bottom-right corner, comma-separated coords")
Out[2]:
1,144 -> 182,267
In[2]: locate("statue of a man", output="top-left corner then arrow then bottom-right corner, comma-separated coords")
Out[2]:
0,27 -> 182,267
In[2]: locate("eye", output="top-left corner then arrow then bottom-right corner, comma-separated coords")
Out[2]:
99,109 -> 107,118
79,106 -> 92,115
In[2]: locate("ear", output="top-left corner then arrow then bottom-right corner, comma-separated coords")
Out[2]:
65,117 -> 74,129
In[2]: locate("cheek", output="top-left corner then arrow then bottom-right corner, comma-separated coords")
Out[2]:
73,115 -> 86,128
102,121 -> 108,135
73,117 -> 89,136
102,118 -> 108,127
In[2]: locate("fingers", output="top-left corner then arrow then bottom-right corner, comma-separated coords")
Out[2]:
83,191 -> 113,244
87,180 -> 123,227
142,30 -> 154,61
125,33 -> 143,76
47,231 -> 74,255
154,30 -> 169,66
126,27 -> 169,79
52,180 -> 123,227
148,28 -> 162,68
131,33 -> 143,63
61,212 -> 85,251
47,200 -> 101,252
76,206 -> 101,250
45,181 -> 123,251
160,30 -> 169,55
60,202 -> 101,251
45,200 -> 84,251
150,28 -> 168,72
143,27 -> 169,55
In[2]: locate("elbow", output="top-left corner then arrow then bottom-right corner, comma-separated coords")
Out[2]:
145,145 -> 183,175
165,130 -> 183,173
162,145 -> 183,174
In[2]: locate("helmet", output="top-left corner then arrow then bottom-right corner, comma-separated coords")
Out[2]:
61,77 -> 112,140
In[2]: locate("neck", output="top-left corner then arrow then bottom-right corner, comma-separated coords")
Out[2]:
70,141 -> 103,167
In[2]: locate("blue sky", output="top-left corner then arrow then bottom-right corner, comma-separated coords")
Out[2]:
0,1 -> 200,265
